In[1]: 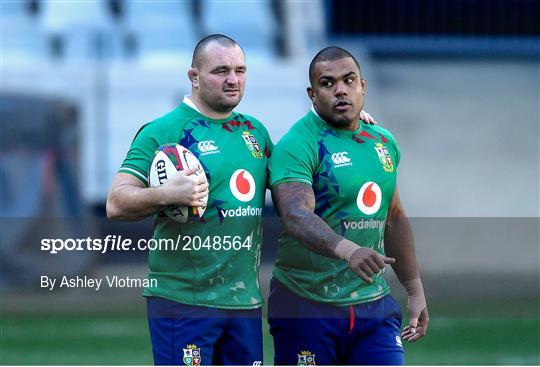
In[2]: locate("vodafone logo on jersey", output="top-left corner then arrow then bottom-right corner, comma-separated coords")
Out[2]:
356,182 -> 382,215
230,169 -> 256,202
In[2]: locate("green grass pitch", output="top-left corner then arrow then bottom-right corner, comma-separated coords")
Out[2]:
1,314 -> 538,365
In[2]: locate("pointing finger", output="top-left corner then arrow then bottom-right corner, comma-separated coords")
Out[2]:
366,257 -> 382,273
372,254 -> 386,269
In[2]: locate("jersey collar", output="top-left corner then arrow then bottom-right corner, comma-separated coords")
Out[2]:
183,95 -> 201,113
182,95 -> 236,124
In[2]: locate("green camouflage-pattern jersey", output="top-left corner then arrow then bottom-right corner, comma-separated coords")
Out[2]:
269,109 -> 400,305
119,98 -> 272,308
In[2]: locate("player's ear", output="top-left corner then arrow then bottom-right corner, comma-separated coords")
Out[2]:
188,68 -> 199,88
360,78 -> 367,95
307,86 -> 315,103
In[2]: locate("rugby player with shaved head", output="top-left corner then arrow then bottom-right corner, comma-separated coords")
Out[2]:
269,47 -> 428,365
107,34 -> 272,365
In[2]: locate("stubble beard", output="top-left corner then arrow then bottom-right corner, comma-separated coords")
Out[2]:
327,103 -> 363,130
201,91 -> 241,114
327,116 -> 352,128
320,109 -> 356,129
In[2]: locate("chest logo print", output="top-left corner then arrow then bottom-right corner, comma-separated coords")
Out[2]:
197,140 -> 219,155
241,131 -> 263,159
374,143 -> 394,172
331,151 -> 352,168
357,182 -> 382,215
230,169 -> 256,202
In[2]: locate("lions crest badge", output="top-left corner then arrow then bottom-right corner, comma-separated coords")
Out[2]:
374,143 -> 394,172
241,131 -> 263,159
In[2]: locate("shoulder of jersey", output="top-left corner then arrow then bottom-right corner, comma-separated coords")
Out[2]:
236,113 -> 273,142
143,107 -> 197,131
273,117 -> 317,152
293,115 -> 322,139
238,113 -> 265,129
365,123 -> 396,142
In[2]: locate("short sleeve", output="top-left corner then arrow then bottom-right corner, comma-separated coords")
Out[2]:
263,128 -> 274,157
269,131 -> 317,188
118,123 -> 158,186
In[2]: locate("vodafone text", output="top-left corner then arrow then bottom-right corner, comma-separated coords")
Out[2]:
220,205 -> 262,217
343,219 -> 385,230
41,235 -> 253,254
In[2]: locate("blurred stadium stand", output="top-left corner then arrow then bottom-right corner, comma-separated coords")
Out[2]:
125,1 -> 198,60
327,0 -> 540,57
1,1 -> 46,60
1,0 -> 538,295
201,1 -> 278,58
329,0 -> 539,36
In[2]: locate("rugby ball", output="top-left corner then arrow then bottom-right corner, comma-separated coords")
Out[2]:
148,144 -> 208,223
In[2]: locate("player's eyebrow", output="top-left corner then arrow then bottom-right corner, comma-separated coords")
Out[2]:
318,75 -> 335,83
319,71 -> 357,83
210,64 -> 246,73
342,71 -> 357,79
209,65 -> 229,73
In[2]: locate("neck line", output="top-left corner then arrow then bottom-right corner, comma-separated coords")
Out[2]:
183,95 -> 235,123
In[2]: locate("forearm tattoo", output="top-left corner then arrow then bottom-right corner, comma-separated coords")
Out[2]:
272,182 -> 342,259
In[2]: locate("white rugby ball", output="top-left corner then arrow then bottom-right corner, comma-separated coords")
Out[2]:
148,144 -> 207,223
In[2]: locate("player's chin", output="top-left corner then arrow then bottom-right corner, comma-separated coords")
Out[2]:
219,95 -> 242,109
337,106 -> 360,118
329,115 -> 354,128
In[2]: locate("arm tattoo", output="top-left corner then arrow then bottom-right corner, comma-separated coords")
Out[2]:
272,182 -> 342,259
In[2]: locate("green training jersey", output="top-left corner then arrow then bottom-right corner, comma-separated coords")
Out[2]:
119,97 -> 273,309
269,109 -> 400,306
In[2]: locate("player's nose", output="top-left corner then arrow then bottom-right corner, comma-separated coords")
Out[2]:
334,81 -> 347,96
225,71 -> 239,85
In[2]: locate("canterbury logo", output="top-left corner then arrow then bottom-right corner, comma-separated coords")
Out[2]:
197,140 -> 218,152
331,152 -> 351,164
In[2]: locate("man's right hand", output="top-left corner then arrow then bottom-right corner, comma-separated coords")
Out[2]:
159,168 -> 209,207
346,243 -> 395,283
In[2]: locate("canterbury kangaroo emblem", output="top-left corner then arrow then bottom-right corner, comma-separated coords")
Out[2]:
197,140 -> 220,156
331,152 -> 352,167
